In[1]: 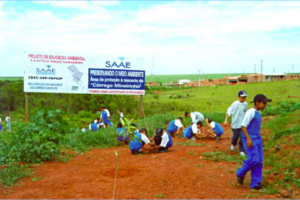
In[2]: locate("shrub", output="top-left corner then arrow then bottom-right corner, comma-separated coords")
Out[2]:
262,100 -> 300,116
1,109 -> 69,163
0,162 -> 32,187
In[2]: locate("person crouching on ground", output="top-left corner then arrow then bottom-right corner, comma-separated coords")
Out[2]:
89,120 -> 98,132
236,94 -> 271,190
167,117 -> 184,138
182,121 -> 202,140
116,122 -> 129,145
129,128 -> 154,154
152,128 -> 173,153
204,118 -> 224,140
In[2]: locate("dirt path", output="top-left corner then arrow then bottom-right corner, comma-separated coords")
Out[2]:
1,125 -> 279,199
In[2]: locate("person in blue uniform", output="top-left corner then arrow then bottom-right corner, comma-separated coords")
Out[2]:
100,107 -> 112,127
167,117 -> 184,137
89,120 -> 98,132
152,128 -> 173,153
116,122 -> 129,144
236,94 -> 272,190
129,128 -> 154,154
205,118 -> 224,140
182,121 -> 203,140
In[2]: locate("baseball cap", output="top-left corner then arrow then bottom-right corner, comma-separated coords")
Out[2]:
238,91 -> 248,97
250,94 -> 272,103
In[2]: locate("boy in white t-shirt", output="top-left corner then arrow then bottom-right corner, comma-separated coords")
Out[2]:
224,91 -> 248,156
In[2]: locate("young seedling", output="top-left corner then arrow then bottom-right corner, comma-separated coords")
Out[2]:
112,151 -> 119,200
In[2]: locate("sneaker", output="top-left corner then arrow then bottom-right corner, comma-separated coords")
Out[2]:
237,175 -> 245,185
190,137 -> 196,141
176,134 -> 181,138
240,152 -> 246,156
252,185 -> 263,190
215,136 -> 220,140
230,144 -> 235,151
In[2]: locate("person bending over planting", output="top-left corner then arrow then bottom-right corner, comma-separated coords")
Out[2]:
89,120 -> 98,132
182,121 -> 202,140
100,106 -> 112,127
236,94 -> 271,190
116,122 -> 129,145
129,128 -> 154,154
167,117 -> 184,138
152,128 -> 173,153
185,111 -> 205,125
204,118 -> 224,140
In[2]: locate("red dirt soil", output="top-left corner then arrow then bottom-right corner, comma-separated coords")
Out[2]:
0,124 -> 281,199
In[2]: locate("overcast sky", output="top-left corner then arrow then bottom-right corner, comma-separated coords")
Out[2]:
0,0 -> 300,76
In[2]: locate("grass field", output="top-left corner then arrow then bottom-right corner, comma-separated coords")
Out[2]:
145,73 -> 242,82
144,80 -> 300,115
0,77 -> 23,81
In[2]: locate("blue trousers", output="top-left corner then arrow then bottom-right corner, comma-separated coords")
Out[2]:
236,137 -> 263,188
231,128 -> 245,152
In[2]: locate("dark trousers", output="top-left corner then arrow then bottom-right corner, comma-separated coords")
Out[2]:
154,135 -> 168,151
231,128 -> 245,152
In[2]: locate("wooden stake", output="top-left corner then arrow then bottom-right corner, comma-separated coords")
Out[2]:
25,93 -> 28,122
139,95 -> 143,118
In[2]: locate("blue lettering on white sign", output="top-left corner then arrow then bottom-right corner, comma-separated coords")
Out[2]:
88,68 -> 145,90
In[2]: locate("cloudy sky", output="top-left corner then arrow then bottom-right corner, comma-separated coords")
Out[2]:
0,0 -> 300,76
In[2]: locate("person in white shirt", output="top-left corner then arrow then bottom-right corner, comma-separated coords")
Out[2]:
224,90 -> 248,156
167,117 -> 184,137
185,111 -> 205,124
5,115 -> 11,132
152,128 -> 173,153
118,110 -> 124,122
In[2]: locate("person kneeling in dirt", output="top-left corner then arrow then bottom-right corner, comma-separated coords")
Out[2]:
129,128 -> 154,154
116,122 -> 129,145
167,117 -> 184,138
182,121 -> 202,140
89,120 -> 99,132
204,118 -> 224,140
152,128 -> 173,153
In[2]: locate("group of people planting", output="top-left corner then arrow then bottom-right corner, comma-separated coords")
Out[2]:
115,90 -> 272,191
82,90 -> 271,190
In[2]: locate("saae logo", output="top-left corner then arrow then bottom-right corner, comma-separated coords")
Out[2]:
105,57 -> 131,68
36,65 -> 55,75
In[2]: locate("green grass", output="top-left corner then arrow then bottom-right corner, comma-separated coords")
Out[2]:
200,151 -> 245,163
176,140 -> 206,146
0,77 -> 23,81
0,163 -> 32,187
144,80 -> 300,115
146,73 -> 242,83
153,193 -> 167,198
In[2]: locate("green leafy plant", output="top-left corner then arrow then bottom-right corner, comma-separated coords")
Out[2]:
1,109 -> 68,163
0,162 -> 32,187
